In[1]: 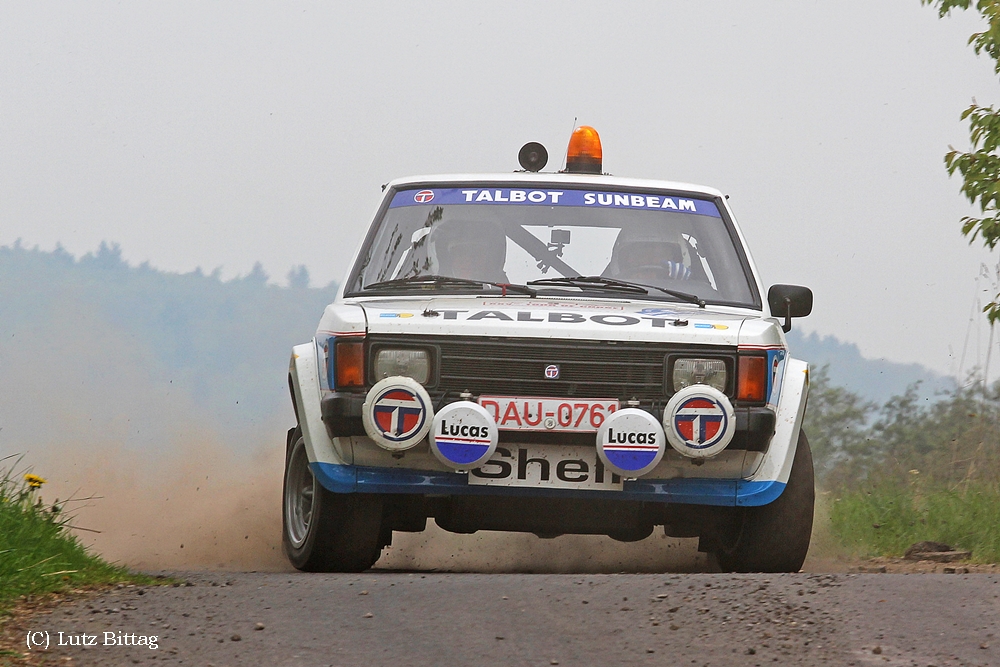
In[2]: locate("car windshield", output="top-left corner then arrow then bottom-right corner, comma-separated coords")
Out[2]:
345,186 -> 759,307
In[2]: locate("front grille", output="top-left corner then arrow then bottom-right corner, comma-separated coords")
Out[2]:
368,334 -> 736,401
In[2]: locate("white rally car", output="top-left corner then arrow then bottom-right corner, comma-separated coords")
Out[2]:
284,128 -> 814,573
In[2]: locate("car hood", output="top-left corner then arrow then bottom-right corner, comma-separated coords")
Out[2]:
326,296 -> 773,347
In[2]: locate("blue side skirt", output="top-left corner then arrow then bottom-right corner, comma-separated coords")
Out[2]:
310,462 -> 785,508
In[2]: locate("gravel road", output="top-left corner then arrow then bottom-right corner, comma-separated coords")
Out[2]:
9,570 -> 999,667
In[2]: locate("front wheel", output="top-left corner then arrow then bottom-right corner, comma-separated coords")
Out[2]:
715,429 -> 815,573
282,429 -> 385,572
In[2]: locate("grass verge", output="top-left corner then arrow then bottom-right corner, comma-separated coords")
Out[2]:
0,456 -> 155,615
829,478 -> 1000,562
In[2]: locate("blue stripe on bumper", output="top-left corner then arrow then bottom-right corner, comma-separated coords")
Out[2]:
310,462 -> 785,507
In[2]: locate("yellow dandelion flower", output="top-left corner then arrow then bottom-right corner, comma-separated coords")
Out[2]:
23,473 -> 46,489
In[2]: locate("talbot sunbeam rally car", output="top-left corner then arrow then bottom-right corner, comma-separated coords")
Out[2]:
284,127 -> 814,573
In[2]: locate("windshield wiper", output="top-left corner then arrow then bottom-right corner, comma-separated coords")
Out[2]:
529,275 -> 647,294
364,274 -> 536,297
528,275 -> 705,307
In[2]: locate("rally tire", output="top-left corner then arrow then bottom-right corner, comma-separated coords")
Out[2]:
282,429 -> 385,572
715,430 -> 815,573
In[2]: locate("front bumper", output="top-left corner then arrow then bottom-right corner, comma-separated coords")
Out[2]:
310,461 -> 785,507
320,392 -> 776,452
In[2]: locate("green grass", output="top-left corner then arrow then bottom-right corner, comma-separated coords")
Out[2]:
829,478 -> 1000,562
0,457 -> 154,614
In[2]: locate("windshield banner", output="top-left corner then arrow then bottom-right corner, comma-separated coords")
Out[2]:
389,188 -> 721,218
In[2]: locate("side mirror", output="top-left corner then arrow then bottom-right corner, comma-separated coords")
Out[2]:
767,284 -> 813,333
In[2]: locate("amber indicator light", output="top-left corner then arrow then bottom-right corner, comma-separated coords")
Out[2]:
565,126 -> 603,174
738,356 -> 767,402
335,340 -> 366,388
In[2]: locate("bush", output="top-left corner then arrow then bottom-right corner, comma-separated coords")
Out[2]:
810,370 -> 1000,560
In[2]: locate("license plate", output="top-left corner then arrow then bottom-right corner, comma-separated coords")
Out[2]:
469,443 -> 623,490
478,396 -> 619,432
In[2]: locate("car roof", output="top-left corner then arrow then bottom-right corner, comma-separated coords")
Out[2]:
384,173 -> 725,199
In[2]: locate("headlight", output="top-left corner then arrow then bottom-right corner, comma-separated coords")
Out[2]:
672,358 -> 727,392
374,349 -> 430,384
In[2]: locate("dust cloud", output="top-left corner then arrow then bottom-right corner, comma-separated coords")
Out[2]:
380,524 -> 711,573
28,439 -> 290,572
26,442 -> 827,574
0,302 -> 291,572
29,436 -> 712,573
30,434 -> 712,573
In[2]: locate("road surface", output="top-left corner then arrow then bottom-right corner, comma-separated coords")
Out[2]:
9,570 -> 999,666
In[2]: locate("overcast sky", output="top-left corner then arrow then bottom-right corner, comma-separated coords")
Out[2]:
2,1 -> 999,380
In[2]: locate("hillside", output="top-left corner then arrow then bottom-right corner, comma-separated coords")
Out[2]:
786,330 -> 954,403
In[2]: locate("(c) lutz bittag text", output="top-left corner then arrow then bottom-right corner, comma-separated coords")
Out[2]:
25,630 -> 158,650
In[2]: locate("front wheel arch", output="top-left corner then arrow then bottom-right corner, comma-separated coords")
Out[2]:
715,429 -> 815,573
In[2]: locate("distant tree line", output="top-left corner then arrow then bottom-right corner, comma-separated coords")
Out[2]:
0,241 -> 339,431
